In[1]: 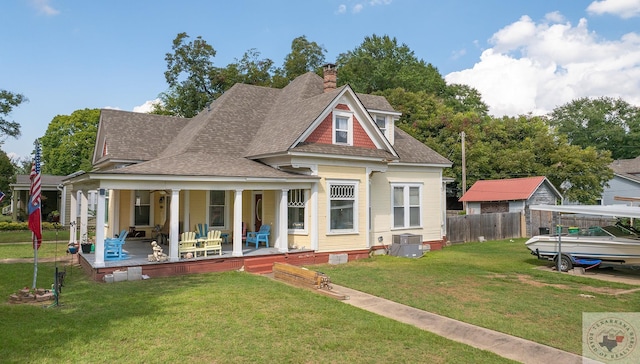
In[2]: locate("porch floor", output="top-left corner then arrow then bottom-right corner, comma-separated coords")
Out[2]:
81,239 -> 295,269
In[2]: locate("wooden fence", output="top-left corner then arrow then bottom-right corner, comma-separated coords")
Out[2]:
447,212 -> 522,243
447,211 -> 618,243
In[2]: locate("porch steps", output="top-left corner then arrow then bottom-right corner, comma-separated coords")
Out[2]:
244,256 -> 287,274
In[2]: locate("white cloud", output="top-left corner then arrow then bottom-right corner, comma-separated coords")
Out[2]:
133,99 -> 161,113
450,48 -> 467,60
29,0 -> 59,16
445,13 -> 640,117
369,0 -> 393,5
587,0 -> 640,19
337,0 -> 391,15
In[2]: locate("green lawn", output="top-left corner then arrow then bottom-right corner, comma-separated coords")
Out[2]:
315,239 -> 640,354
0,263 -> 513,364
1,238 -> 638,362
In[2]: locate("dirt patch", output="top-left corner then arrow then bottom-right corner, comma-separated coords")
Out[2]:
488,272 -> 640,296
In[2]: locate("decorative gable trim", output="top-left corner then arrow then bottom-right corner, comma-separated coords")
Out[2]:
294,86 -> 398,158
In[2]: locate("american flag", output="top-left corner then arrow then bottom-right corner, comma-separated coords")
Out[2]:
28,142 -> 42,250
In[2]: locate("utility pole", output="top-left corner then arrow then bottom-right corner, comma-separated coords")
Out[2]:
461,131 -> 466,212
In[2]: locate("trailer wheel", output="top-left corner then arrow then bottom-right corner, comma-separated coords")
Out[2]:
556,254 -> 573,272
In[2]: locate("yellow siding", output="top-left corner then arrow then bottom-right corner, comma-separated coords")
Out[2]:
316,165 -> 368,252
370,167 -> 444,244
118,190 -> 131,233
189,190 -> 207,232
261,190 -> 276,228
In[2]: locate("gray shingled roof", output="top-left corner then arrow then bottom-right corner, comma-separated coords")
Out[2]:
99,152 -> 313,178
13,174 -> 65,188
96,71 -> 450,177
93,109 -> 188,164
610,157 -> 640,183
393,128 -> 452,165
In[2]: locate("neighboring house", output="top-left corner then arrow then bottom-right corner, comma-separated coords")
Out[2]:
604,157 -> 640,205
64,64 -> 452,269
9,174 -> 65,222
459,176 -> 562,236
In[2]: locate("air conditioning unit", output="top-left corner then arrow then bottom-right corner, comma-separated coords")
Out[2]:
392,234 -> 423,245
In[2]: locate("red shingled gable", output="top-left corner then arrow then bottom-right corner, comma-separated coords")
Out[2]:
459,176 -> 547,202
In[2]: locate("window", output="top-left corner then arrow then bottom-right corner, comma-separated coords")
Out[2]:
328,181 -> 358,233
288,189 -> 307,230
333,110 -> 352,145
392,184 -> 422,228
134,190 -> 150,226
375,115 -> 387,135
209,190 -> 226,228
76,190 -> 98,217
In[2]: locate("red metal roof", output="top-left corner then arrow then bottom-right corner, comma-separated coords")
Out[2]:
459,176 -> 547,202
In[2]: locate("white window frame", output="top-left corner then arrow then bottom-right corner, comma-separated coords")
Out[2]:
288,189 -> 308,234
375,114 -> 387,138
208,190 -> 229,230
333,110 -> 353,145
327,179 -> 359,234
391,183 -> 423,229
132,190 -> 152,227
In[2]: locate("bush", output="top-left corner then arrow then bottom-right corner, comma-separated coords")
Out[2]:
0,221 -> 64,231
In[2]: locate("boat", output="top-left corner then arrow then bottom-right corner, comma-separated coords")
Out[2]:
525,224 -> 640,271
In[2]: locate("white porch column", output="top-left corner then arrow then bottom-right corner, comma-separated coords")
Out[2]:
311,183 -> 319,250
68,191 -> 77,245
169,189 -> 180,262
232,189 -> 243,257
80,190 -> 88,245
278,189 -> 289,252
94,188 -> 106,267
182,190 -> 190,235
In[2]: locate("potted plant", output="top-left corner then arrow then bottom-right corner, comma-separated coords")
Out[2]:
80,233 -> 93,254
49,210 -> 60,223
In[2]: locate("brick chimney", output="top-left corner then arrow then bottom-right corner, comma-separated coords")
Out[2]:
323,63 -> 337,93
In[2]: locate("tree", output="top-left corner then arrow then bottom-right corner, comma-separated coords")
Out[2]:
10,155 -> 32,175
40,108 -> 100,175
396,97 -> 613,204
225,49 -> 274,87
274,35 -> 326,87
548,97 -> 640,160
443,83 -> 489,117
157,32 -> 222,118
336,34 -> 446,95
0,89 -> 27,141
0,149 -> 15,203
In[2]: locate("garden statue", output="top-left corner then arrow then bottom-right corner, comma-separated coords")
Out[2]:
148,241 -> 168,262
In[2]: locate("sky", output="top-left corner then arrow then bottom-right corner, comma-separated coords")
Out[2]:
2,0 -> 640,161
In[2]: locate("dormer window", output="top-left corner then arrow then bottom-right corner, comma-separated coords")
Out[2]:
333,110 -> 353,145
375,115 -> 387,135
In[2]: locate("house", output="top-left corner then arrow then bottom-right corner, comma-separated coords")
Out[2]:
64,64 -> 452,276
9,174 -> 65,222
604,157 -> 640,205
459,176 -> 562,236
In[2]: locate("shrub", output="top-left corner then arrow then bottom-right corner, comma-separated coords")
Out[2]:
0,221 -> 64,231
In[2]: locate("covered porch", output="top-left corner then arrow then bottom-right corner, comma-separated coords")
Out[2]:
75,237 -> 369,282
64,174 -> 319,272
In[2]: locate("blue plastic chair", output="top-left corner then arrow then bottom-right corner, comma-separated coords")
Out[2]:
245,225 -> 270,248
195,223 -> 209,239
104,230 -> 129,261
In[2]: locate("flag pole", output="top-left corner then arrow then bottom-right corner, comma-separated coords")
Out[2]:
29,140 -> 43,290
32,232 -> 38,289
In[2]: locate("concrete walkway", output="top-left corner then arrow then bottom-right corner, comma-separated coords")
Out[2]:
330,284 -> 601,364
